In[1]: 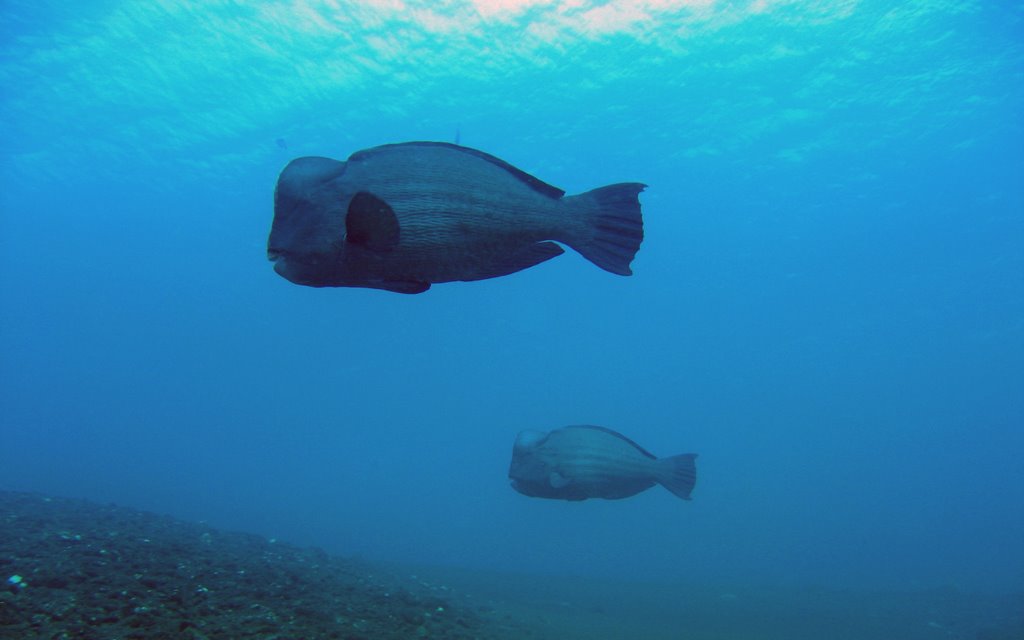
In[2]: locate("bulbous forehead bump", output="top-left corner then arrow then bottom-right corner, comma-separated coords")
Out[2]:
515,430 -> 547,447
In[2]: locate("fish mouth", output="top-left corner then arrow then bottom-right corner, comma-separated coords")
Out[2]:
267,250 -> 296,281
271,255 -> 295,281
268,252 -> 336,287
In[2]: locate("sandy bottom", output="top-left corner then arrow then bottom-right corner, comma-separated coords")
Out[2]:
1,491 -> 1020,640
406,564 -> 1023,640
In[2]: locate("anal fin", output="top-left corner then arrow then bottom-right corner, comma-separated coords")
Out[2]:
465,241 -> 564,282
376,280 -> 431,294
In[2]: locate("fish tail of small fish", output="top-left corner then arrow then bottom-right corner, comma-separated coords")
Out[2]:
564,183 -> 646,275
655,453 -> 698,500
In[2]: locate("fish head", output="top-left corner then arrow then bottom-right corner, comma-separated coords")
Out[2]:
508,430 -> 557,497
268,156 -> 353,285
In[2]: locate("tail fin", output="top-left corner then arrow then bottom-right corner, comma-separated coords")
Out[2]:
567,183 -> 645,275
656,453 -> 698,500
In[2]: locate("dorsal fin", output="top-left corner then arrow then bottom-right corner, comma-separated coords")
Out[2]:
564,425 -> 657,460
353,141 -> 566,200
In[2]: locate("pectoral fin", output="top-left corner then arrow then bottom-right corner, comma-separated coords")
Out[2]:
549,471 -> 571,488
346,191 -> 399,251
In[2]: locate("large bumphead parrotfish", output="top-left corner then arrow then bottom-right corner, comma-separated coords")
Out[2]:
509,425 -> 697,502
268,142 -> 645,293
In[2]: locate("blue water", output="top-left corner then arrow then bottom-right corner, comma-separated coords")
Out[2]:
1,0 -> 1022,604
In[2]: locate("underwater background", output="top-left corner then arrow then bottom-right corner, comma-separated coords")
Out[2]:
1,0 -> 1023,635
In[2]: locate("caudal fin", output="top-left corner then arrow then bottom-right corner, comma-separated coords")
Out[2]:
656,453 -> 698,500
567,183 -> 645,275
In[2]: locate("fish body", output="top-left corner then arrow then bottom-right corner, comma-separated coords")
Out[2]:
268,142 -> 645,293
508,425 -> 697,502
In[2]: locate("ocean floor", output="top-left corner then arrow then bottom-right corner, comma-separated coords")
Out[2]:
405,565 -> 1024,640
1,491 -> 1020,640
0,491 -> 523,639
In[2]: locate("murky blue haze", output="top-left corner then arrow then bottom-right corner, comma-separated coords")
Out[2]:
1,0 -> 1022,630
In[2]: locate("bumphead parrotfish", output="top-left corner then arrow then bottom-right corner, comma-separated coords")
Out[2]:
268,142 -> 645,293
509,425 -> 697,502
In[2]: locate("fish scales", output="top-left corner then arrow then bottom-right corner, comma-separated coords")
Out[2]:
549,430 -> 655,483
347,146 -> 562,245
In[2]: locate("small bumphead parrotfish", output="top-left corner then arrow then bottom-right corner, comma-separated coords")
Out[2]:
268,142 -> 645,293
509,425 -> 697,502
